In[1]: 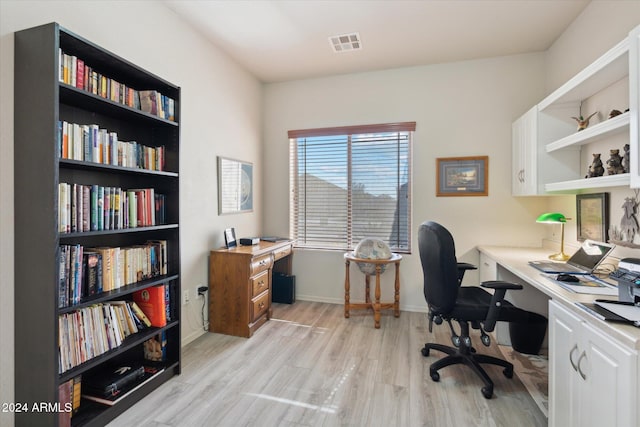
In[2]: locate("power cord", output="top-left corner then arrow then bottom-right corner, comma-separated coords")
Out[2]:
198,286 -> 208,331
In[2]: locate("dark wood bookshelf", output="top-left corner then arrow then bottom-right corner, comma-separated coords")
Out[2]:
14,22 -> 181,426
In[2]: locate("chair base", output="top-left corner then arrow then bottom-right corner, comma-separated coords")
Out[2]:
421,342 -> 513,399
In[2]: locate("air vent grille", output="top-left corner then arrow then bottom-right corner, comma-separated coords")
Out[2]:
329,32 -> 362,53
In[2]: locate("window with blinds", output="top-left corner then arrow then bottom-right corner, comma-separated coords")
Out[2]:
288,122 -> 415,253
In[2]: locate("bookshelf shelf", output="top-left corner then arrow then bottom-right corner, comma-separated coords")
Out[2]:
59,159 -> 179,177
58,224 -> 179,240
14,22 -> 181,427
60,84 -> 179,127
58,274 -> 180,314
58,321 -> 179,383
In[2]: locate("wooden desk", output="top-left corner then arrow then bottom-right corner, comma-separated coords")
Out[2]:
209,240 -> 293,337
344,252 -> 402,328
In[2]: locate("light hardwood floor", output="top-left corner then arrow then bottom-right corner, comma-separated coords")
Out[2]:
109,302 -> 547,426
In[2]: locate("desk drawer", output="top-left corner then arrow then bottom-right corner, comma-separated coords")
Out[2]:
250,254 -> 273,276
251,270 -> 269,297
252,290 -> 269,320
273,244 -> 292,261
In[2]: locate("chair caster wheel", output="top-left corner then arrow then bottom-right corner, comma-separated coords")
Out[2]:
481,334 -> 491,347
430,370 -> 440,382
421,347 -> 430,357
481,386 -> 493,399
462,336 -> 472,348
452,336 -> 461,347
503,368 -> 513,378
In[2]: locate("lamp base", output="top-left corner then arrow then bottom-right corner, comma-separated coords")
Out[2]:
548,252 -> 570,261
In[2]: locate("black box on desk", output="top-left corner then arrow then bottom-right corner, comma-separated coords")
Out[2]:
272,272 -> 295,304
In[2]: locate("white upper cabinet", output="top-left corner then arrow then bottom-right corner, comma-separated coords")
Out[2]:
513,25 -> 640,194
512,104 -> 580,196
630,25 -> 640,188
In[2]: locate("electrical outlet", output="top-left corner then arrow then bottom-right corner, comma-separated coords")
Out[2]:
183,289 -> 190,304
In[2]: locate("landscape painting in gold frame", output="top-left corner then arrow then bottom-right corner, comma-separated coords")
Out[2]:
436,156 -> 488,197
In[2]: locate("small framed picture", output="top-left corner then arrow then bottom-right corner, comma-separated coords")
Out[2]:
224,227 -> 237,248
436,156 -> 488,196
218,156 -> 253,215
576,193 -> 609,242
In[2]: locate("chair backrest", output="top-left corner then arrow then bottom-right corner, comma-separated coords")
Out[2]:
418,221 -> 460,315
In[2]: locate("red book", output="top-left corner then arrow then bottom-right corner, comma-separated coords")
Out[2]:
133,286 -> 166,327
76,59 -> 85,90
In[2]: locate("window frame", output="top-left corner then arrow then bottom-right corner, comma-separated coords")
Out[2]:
288,122 -> 415,254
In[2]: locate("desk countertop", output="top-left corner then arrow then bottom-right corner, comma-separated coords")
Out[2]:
477,245 -> 640,350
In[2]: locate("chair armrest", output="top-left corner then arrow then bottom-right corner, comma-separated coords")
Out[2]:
481,280 -> 523,291
456,262 -> 477,284
457,262 -> 477,271
480,281 -> 523,332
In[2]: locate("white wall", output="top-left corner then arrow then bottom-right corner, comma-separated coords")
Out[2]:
262,53 -> 550,311
0,1 -> 263,423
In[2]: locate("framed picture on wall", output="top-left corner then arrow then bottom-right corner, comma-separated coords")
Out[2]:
436,156 -> 488,196
576,192 -> 609,242
218,156 -> 253,214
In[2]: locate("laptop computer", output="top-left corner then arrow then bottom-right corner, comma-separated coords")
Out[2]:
528,240 -> 615,275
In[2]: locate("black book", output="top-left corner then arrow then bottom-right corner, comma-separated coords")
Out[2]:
82,366 -> 163,406
83,363 -> 144,398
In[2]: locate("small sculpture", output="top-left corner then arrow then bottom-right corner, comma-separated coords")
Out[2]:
609,109 -> 623,119
571,111 -> 598,131
610,190 -> 640,247
606,149 -> 625,175
623,144 -> 630,173
620,197 -> 639,243
585,153 -> 604,178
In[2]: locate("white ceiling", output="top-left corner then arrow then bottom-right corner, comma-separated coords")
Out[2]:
163,0 -> 591,83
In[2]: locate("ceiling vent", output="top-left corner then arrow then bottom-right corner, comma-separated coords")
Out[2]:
329,32 -> 362,53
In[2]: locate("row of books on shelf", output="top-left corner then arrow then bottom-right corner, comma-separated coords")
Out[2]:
58,120 -> 166,171
58,334 -> 166,425
58,286 -> 171,374
58,49 -> 176,121
58,183 -> 166,233
59,240 -> 168,308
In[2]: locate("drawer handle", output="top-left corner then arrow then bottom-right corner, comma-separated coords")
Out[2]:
259,302 -> 265,309
569,344 -> 579,372
258,280 -> 265,288
577,351 -> 587,380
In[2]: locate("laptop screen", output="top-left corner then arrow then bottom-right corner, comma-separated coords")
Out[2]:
567,240 -> 614,270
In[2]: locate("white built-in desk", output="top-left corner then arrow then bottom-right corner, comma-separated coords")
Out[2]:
477,246 -> 639,427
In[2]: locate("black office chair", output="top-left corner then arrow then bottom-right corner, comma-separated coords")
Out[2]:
418,221 -> 533,399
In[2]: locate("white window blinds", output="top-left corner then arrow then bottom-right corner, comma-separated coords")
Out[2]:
289,122 -> 415,252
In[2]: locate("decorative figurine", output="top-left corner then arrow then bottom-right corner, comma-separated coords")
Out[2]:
606,149 -> 625,175
609,190 -> 640,248
623,143 -> 630,173
585,153 -> 604,178
571,111 -> 598,131
608,109 -> 623,119
620,197 -> 639,243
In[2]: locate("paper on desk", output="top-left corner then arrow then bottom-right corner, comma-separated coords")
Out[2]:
595,301 -> 640,321
544,274 -> 619,296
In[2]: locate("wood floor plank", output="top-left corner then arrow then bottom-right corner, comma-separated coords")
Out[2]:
108,301 -> 547,427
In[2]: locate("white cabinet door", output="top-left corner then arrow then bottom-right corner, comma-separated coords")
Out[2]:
579,322 -> 637,427
549,301 -> 582,427
512,106 -> 538,196
630,24 -> 640,188
549,301 -> 639,427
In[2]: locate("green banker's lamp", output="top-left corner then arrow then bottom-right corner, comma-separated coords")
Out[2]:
536,212 -> 571,261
